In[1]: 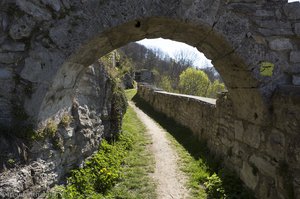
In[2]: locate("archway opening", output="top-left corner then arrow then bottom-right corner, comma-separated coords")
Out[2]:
37,17 -> 267,126
131,38 -> 225,99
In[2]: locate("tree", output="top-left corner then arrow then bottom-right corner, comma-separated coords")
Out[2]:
207,80 -> 226,98
173,49 -> 197,68
179,68 -> 210,97
159,76 -> 173,92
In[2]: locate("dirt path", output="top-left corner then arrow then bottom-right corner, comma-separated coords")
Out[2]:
129,102 -> 190,199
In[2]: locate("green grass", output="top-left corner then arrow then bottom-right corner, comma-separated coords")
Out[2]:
47,88 -> 156,199
132,93 -> 255,199
125,88 -> 137,101
106,102 -> 156,199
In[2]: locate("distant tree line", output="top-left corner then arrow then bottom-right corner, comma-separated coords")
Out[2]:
119,42 -> 226,98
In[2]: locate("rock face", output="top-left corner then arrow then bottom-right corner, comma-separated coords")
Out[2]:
0,0 -> 299,198
137,85 -> 300,199
0,61 -> 127,198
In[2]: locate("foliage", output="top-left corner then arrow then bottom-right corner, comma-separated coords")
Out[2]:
179,67 -> 210,96
205,169 -> 255,199
60,114 -> 73,128
7,158 -> 15,167
204,173 -> 225,198
120,42 -> 224,96
110,82 -> 128,137
207,80 -> 226,98
100,51 -> 129,137
124,88 -> 137,101
31,120 -> 58,141
47,140 -> 124,198
101,50 -> 134,83
29,120 -> 65,152
44,121 -> 58,138
159,75 -> 173,92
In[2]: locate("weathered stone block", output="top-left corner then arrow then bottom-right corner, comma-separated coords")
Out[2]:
16,0 -> 52,21
9,15 -> 36,40
284,2 -> 300,20
254,10 -> 274,17
234,120 -> 244,141
0,41 -> 25,52
20,57 -> 43,83
266,129 -> 285,161
243,123 -> 260,149
257,28 -> 293,36
293,75 -> 300,85
41,0 -> 61,12
240,161 -> 259,190
295,23 -> 300,36
61,0 -> 70,9
284,64 -> 300,75
0,52 -> 23,64
0,68 -> 12,79
290,51 -> 300,63
249,154 -> 276,178
269,38 -> 293,51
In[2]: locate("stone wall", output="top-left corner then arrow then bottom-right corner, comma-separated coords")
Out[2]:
0,61 -> 126,198
137,84 -> 300,199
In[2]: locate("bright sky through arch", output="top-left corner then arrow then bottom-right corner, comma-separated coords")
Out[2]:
288,0 -> 300,2
136,38 -> 213,69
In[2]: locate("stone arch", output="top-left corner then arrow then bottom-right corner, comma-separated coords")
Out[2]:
38,16 -> 266,124
32,3 -> 292,126
1,0 -> 297,128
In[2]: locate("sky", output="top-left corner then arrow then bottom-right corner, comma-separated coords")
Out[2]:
288,0 -> 300,2
136,38 -> 213,69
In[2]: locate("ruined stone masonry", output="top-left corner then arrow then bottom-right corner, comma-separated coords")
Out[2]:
0,0 -> 300,198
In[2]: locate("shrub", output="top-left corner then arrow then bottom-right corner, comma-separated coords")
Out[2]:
44,121 -> 58,137
204,169 -> 255,199
204,173 -> 225,199
53,140 -> 126,197
60,114 -> 73,128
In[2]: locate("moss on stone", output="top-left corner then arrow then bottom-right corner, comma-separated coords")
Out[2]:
260,61 -> 274,77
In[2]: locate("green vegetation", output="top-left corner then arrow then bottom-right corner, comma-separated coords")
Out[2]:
178,67 -> 226,98
260,61 -> 274,77
179,67 -> 210,97
47,89 -> 156,199
110,81 -> 128,136
60,114 -> 73,128
120,42 -> 225,98
101,50 -> 134,84
207,80 -> 226,98
159,76 -> 174,92
132,94 -> 255,199
30,120 -> 58,141
125,88 -> 138,101
7,158 -> 15,167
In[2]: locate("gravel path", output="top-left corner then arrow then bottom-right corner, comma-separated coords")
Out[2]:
129,102 -> 190,199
